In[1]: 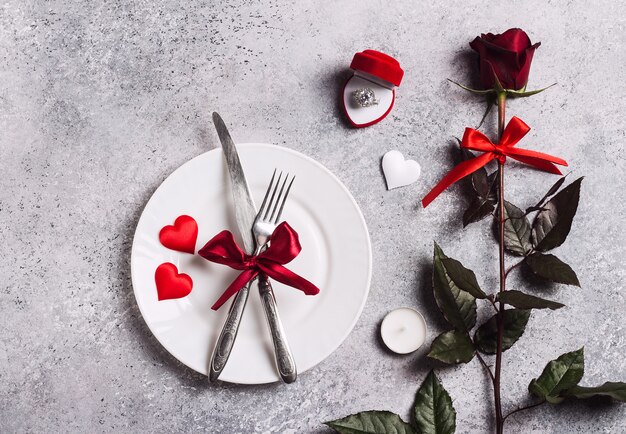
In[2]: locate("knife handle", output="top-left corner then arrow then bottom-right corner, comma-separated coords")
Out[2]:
208,282 -> 251,382
258,273 -> 297,384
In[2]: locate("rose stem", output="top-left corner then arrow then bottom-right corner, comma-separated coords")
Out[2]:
494,91 -> 507,434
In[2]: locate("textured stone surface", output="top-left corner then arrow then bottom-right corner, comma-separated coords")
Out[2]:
1,1 -> 625,432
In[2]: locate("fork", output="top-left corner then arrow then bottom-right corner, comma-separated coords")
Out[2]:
253,170 -> 297,383
208,169 -> 297,383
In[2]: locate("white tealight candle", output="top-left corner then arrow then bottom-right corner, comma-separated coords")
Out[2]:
380,308 -> 427,354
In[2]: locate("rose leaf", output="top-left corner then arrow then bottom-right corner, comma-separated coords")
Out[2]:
532,177 -> 583,251
563,382 -> 626,402
440,258 -> 487,299
427,330 -> 475,364
529,348 -> 584,404
496,290 -> 564,310
474,309 -> 531,354
463,198 -> 495,227
433,243 -> 477,332
525,253 -> 580,286
414,370 -> 457,434
325,411 -> 416,434
497,201 -> 533,256
531,176 -> 568,211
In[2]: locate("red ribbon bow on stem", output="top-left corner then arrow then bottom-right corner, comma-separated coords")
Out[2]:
422,116 -> 568,208
198,221 -> 320,311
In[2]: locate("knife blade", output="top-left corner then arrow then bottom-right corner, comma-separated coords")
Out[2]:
208,112 -> 257,382
212,112 -> 257,254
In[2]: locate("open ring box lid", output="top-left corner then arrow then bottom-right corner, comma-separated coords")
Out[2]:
342,50 -> 404,128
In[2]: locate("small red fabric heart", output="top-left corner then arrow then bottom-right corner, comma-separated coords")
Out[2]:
155,263 -> 193,301
159,215 -> 198,254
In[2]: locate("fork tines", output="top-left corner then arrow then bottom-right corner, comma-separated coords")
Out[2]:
256,169 -> 295,225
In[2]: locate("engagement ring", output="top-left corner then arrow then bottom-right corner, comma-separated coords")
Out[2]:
352,88 -> 379,107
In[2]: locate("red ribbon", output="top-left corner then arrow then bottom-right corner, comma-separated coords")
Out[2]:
198,221 -> 320,310
422,116 -> 568,208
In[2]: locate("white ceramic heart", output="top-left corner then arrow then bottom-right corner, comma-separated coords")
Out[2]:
382,150 -> 421,190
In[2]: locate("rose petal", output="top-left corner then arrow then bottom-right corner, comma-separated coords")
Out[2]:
514,43 -> 541,90
492,28 -> 532,52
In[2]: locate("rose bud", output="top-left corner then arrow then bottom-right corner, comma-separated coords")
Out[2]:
470,28 -> 540,91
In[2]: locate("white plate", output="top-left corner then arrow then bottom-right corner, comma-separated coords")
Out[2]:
131,144 -> 372,384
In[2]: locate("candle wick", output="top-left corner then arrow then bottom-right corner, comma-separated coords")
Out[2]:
399,326 -> 406,332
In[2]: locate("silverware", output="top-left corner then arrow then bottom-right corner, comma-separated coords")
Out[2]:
209,112 -> 258,382
252,170 -> 297,383
209,113 -> 297,383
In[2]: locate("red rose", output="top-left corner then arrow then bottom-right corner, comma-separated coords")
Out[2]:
470,28 -> 540,91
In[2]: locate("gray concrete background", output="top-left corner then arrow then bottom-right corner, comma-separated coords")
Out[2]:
1,1 -> 625,432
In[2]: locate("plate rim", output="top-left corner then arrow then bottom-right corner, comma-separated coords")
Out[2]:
130,143 -> 372,384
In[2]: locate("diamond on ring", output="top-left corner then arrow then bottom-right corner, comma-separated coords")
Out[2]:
352,88 -> 379,107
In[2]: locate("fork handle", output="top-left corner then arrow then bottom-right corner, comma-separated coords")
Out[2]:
208,282 -> 251,382
258,273 -> 297,383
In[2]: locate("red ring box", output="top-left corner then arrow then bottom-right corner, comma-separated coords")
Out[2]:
342,50 -> 403,128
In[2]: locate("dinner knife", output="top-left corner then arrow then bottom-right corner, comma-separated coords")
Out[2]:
208,112 -> 258,382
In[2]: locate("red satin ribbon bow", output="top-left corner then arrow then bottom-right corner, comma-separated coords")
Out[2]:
198,221 -> 320,311
422,116 -> 568,208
